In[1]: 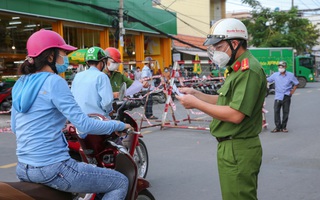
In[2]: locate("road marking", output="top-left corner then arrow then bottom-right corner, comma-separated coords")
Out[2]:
142,130 -> 152,135
0,162 -> 17,169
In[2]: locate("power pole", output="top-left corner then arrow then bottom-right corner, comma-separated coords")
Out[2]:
291,0 -> 294,8
119,0 -> 124,72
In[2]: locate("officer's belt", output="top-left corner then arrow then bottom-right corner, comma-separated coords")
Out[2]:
216,136 -> 233,143
216,135 -> 258,143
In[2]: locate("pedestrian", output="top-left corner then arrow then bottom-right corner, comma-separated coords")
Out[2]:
129,70 -> 135,80
134,67 -> 142,81
141,57 -> 158,119
162,67 -> 171,83
267,60 -> 299,133
176,18 -> 267,200
104,47 -> 148,98
71,46 -> 114,118
11,29 -> 131,200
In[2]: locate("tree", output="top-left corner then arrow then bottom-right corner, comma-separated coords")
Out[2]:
241,0 -> 320,54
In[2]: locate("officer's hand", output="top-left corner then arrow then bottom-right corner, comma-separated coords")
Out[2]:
176,94 -> 198,109
178,87 -> 197,95
141,81 -> 149,88
113,92 -> 119,99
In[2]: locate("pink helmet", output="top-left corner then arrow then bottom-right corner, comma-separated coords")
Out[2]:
27,29 -> 77,57
104,47 -> 121,63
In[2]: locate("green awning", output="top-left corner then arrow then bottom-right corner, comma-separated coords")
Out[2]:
0,0 -> 177,35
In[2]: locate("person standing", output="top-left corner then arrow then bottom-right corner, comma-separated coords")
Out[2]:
71,46 -> 114,118
141,57 -> 157,119
176,18 -> 266,200
162,67 -> 171,83
134,67 -> 142,81
11,30 -> 131,200
267,61 -> 299,133
129,70 -> 135,80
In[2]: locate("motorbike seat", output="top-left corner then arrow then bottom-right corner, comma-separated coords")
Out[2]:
0,182 -> 72,200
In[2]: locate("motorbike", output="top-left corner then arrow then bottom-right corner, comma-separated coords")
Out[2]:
65,83 -> 149,179
266,81 -> 275,97
0,128 -> 154,200
0,85 -> 12,113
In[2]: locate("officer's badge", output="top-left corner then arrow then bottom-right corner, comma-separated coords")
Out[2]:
241,58 -> 250,71
233,61 -> 241,72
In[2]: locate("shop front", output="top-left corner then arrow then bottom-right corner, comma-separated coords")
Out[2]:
0,0 -> 177,80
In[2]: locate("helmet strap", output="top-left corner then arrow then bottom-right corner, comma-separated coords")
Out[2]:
48,49 -> 59,74
226,40 -> 243,66
100,60 -> 106,72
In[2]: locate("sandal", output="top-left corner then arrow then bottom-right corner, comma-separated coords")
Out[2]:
147,115 -> 158,120
282,128 -> 288,133
271,128 -> 281,133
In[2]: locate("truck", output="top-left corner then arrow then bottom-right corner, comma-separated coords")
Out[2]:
249,47 -> 315,88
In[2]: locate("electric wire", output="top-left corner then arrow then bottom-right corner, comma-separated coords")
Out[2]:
55,0 -> 207,51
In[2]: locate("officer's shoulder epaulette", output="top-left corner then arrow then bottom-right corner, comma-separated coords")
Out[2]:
232,61 -> 241,72
241,58 -> 250,71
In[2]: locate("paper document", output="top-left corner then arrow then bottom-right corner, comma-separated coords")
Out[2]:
172,84 -> 184,96
125,80 -> 143,96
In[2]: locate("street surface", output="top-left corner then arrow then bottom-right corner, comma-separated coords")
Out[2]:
1,81 -> 320,200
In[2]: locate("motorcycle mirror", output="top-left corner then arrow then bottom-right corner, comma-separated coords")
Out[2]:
118,82 -> 127,101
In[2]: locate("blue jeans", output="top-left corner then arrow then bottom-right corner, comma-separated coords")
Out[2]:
16,159 -> 128,200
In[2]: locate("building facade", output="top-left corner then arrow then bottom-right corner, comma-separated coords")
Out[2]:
0,0 -> 177,78
155,0 -> 226,75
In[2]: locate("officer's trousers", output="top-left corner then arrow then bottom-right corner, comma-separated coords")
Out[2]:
217,136 -> 262,200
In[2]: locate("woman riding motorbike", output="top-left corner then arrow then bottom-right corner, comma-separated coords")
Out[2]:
11,29 -> 132,200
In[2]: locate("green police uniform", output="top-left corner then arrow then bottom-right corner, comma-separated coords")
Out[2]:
108,71 -> 133,92
210,50 -> 267,200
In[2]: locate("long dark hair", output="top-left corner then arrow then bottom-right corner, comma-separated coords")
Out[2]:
18,48 -> 59,75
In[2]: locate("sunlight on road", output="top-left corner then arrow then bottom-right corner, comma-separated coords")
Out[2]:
0,163 -> 17,169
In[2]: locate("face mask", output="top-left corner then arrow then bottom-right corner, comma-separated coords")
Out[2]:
164,69 -> 168,72
278,68 -> 285,73
56,55 -> 69,74
208,46 -> 230,67
108,62 -> 120,71
150,63 -> 154,68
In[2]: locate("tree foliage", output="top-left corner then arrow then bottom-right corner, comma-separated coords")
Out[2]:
241,0 -> 320,54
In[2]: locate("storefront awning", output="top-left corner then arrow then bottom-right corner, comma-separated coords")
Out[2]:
176,50 -> 208,58
0,0 -> 177,35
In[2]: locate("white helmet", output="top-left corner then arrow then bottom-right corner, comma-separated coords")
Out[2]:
203,18 -> 248,46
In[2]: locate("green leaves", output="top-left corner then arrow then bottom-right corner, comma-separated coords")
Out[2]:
241,0 -> 320,54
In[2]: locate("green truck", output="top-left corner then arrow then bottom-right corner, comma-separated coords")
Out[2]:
249,47 -> 315,88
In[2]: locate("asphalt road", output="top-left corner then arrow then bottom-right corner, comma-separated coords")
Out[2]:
1,81 -> 320,200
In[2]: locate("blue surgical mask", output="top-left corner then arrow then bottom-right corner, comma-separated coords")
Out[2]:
56,55 -> 69,74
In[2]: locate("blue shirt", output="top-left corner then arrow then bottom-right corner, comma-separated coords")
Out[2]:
141,64 -> 154,90
11,73 -> 125,167
141,65 -> 152,79
71,66 -> 114,117
267,71 -> 299,100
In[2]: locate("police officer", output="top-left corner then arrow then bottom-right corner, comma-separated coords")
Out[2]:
176,18 -> 267,200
